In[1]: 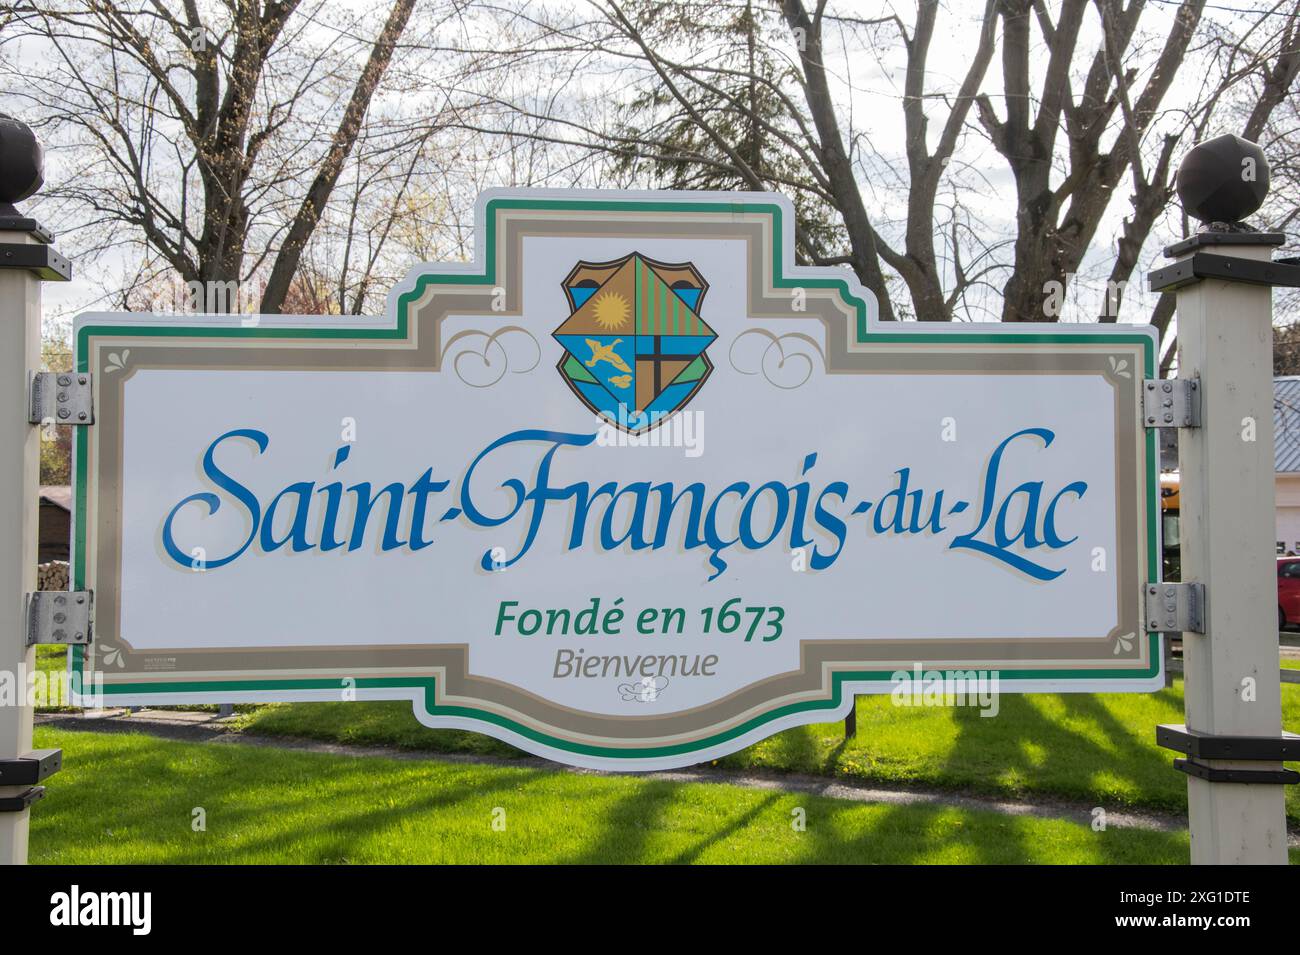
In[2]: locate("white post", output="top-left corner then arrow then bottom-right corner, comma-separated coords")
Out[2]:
1173,236 -> 1289,864
0,225 -> 42,865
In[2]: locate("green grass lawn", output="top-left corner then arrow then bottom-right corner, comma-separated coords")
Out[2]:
228,677 -> 1300,824
31,726 -> 1195,865
36,644 -> 65,675
36,646 -> 1300,831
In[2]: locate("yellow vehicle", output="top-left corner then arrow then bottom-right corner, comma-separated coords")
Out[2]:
1161,473 -> 1180,581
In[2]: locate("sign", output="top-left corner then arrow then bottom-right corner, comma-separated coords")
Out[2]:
71,191 -> 1161,770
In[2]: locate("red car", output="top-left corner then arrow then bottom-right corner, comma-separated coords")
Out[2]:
1278,556 -> 1300,630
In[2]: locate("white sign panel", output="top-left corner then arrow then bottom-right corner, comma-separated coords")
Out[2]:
72,191 -> 1161,769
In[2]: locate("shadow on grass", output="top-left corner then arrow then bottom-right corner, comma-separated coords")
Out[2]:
562,779 -> 684,863
38,728 -> 552,863
34,727 -> 1196,864
665,792 -> 784,865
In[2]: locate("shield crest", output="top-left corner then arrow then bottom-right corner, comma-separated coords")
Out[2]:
553,253 -> 714,434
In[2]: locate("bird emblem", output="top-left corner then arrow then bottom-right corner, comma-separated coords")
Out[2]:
585,338 -> 632,373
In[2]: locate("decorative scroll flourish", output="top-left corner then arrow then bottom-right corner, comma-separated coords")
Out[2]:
1113,631 -> 1136,655
727,329 -> 826,390
619,676 -> 668,702
440,326 -> 541,388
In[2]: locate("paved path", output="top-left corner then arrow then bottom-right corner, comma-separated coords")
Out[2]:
37,708 -> 1299,847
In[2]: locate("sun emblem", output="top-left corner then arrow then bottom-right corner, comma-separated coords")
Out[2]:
591,291 -> 630,331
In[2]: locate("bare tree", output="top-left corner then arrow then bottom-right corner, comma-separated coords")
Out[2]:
0,0 -> 459,312
475,0 -> 1298,331
258,0 -> 416,310
1124,0 -> 1300,372
9,0 -> 1298,340
573,0 -> 1004,321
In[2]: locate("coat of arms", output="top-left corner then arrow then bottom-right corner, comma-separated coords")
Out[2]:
553,254 -> 715,434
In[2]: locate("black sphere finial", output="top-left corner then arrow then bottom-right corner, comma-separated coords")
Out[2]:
1176,134 -> 1269,228
0,112 -> 45,216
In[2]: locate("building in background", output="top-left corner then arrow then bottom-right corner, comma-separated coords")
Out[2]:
38,485 -> 71,564
1275,378 -> 1300,553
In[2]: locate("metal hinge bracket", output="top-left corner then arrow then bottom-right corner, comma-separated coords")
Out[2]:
25,591 -> 93,648
1143,378 -> 1200,428
29,371 -> 93,426
1144,582 -> 1205,634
